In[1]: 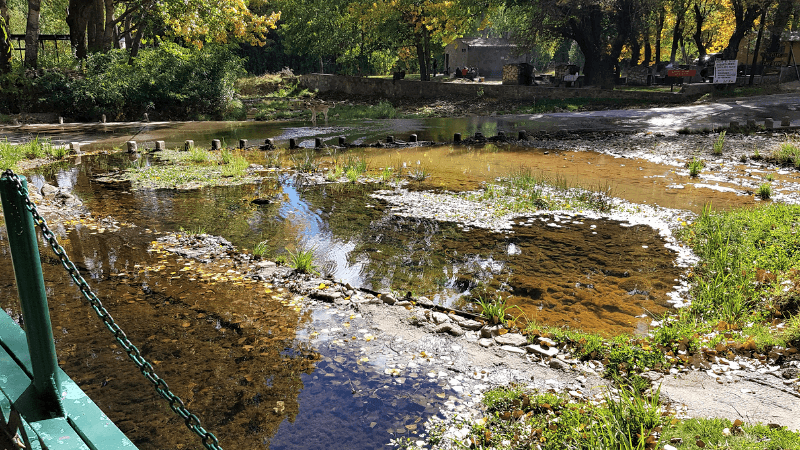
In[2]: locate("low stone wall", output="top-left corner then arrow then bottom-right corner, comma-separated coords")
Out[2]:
300,74 -> 694,103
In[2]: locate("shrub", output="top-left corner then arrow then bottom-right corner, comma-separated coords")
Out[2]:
688,157 -> 704,177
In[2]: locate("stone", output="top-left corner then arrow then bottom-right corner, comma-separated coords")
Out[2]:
480,325 -> 504,338
381,293 -> 396,305
458,319 -> 483,331
433,323 -> 464,336
211,139 -> 222,150
639,371 -> 663,382
409,134 -> 418,142
126,141 -> 138,153
310,291 -> 342,302
746,119 -> 756,129
315,138 -> 323,148
143,113 -> 150,122
527,344 -> 558,358
41,184 -> 59,199
538,337 -> 557,347
394,301 -> 412,307
664,445 -> 678,450
338,136 -> 346,146
782,116 -> 791,127
263,138 -> 275,149
764,118 -> 774,129
730,121 -> 739,129
494,333 -> 527,347
549,358 -> 570,370
289,138 -> 298,149
430,312 -> 450,324
501,345 -> 526,355
781,367 -> 799,379
69,142 -> 81,155
518,130 -> 527,140
239,139 -> 248,149
101,114 -> 106,123
184,140 -> 194,151
58,117 -> 64,124
416,296 -> 433,307
478,338 -> 494,348
454,133 -> 461,143
155,141 -> 166,151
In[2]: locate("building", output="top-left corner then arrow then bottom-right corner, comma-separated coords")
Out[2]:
444,37 -> 529,79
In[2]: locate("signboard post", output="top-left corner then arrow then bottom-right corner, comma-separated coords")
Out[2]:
713,60 -> 738,84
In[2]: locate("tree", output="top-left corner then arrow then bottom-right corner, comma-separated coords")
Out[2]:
515,0 -> 641,88
24,0 -> 38,67
722,0 -> 771,60
1,0 -> 11,73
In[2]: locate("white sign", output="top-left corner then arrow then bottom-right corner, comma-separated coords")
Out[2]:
714,60 -> 738,84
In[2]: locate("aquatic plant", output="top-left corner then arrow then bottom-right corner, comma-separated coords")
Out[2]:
290,150 -> 319,173
378,167 -> 393,183
773,142 -> 800,167
221,155 -> 248,177
474,295 -> 520,325
712,130 -> 726,155
764,173 -> 775,181
179,225 -> 208,235
345,166 -> 360,182
220,147 -> 233,164
286,247 -> 318,274
687,157 -> 704,177
265,150 -> 281,168
326,165 -> 343,181
408,166 -> 430,182
252,240 -> 270,258
758,183 -> 772,199
189,147 -> 211,163
0,137 -> 66,170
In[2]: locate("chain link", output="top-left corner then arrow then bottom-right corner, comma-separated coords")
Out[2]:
2,170 -> 223,450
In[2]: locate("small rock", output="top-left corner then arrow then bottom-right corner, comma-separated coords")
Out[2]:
664,445 -> 678,450
382,293 -> 396,305
41,184 -> 59,199
640,371 -> 663,382
478,338 -> 494,348
430,312 -> 450,324
480,325 -> 504,338
549,358 -> 570,371
527,344 -> 558,358
781,367 -> 799,379
500,345 -> 526,355
538,337 -> 557,347
433,323 -> 464,336
494,333 -> 527,347
458,319 -> 483,331
395,300 -> 412,307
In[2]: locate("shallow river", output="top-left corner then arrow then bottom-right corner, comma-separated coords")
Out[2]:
0,117 -> 777,449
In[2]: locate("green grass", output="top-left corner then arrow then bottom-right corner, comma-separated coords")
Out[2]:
0,137 -> 69,170
712,130 -> 726,155
326,165 -> 344,181
290,150 -> 319,173
122,149 -> 259,189
773,142 -> 800,167
758,182 -> 772,199
688,157 -> 704,177
333,100 -> 399,120
252,240 -> 269,258
470,167 -> 614,213
189,147 -> 211,163
474,295 -> 521,325
286,247 -> 318,274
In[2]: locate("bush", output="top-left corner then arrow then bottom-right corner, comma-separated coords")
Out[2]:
0,43 -> 244,121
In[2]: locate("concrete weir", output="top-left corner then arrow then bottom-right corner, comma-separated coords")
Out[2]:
299,73 -> 702,103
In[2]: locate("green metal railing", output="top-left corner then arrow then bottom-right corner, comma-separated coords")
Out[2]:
0,170 -> 222,449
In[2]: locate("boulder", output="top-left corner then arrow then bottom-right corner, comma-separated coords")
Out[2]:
494,333 -> 528,347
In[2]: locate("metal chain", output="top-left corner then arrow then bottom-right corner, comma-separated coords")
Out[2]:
2,170 -> 223,450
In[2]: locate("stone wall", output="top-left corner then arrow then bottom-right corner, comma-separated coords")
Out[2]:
502,65 -> 520,84
299,74 -> 694,103
627,66 -> 652,86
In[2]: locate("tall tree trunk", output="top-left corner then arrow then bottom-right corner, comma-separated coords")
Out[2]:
102,0 -> 114,51
24,0 -> 40,69
416,28 -> 430,81
86,0 -> 104,53
722,0 -> 766,60
766,0 -> 795,57
128,21 -> 144,59
692,3 -> 707,58
0,3 -> 11,74
1,0 -> 8,26
630,34 -> 641,66
655,7 -> 665,63
67,0 -> 90,59
749,9 -> 767,85
670,7 -> 685,62
644,33 -> 652,65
